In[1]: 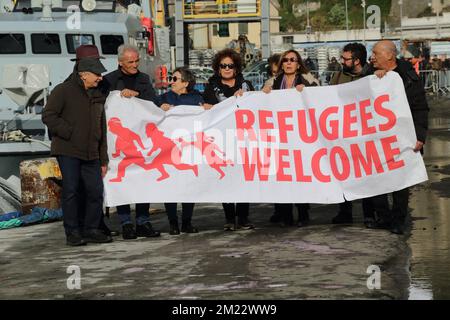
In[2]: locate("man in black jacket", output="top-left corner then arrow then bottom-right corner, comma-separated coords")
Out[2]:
43,49 -> 112,246
101,44 -> 160,240
102,45 -> 157,101
370,40 -> 429,234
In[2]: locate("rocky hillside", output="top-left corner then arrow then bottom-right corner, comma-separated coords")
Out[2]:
279,0 -> 437,32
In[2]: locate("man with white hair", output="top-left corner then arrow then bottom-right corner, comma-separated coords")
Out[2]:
102,44 -> 157,100
101,44 -> 160,240
370,40 -> 429,234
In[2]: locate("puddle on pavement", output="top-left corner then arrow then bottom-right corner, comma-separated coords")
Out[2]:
407,98 -> 450,300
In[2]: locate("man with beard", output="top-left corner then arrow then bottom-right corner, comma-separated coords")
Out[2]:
329,42 -> 376,228
330,42 -> 371,85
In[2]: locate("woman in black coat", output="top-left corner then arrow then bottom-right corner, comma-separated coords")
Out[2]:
203,48 -> 255,231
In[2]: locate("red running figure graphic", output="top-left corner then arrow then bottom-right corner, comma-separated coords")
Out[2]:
179,132 -> 234,179
108,117 -> 154,182
146,123 -> 198,181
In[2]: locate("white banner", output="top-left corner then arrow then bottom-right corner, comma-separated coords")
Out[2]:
103,72 -> 428,206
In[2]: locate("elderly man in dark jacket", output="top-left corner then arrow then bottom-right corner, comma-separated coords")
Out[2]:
101,44 -> 157,101
43,46 -> 112,246
101,44 -> 160,240
370,40 -> 429,235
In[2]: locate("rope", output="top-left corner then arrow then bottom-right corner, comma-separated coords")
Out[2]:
0,218 -> 22,229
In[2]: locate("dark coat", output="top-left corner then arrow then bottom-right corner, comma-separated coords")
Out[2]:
394,59 -> 429,143
101,69 -> 157,102
42,72 -> 108,165
329,64 -> 373,85
155,90 -> 204,107
203,73 -> 254,105
272,71 -> 320,89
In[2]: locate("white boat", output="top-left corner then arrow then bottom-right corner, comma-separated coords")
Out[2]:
0,0 -> 168,178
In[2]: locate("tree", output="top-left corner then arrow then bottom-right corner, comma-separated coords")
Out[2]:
328,3 -> 347,28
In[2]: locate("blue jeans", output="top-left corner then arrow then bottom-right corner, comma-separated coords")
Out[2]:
116,203 -> 150,226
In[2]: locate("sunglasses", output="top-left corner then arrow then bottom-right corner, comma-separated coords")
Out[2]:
282,57 -> 298,63
169,75 -> 181,82
219,63 -> 235,70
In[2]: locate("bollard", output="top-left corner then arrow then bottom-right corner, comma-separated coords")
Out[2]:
20,158 -> 62,215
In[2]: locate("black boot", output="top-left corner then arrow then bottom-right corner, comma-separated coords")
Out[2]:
66,231 -> 86,246
136,222 -> 161,238
281,212 -> 294,227
270,204 -> 283,223
297,204 -> 310,228
181,220 -> 199,233
364,217 -> 377,229
224,218 -> 236,231
83,229 -> 113,244
122,223 -> 137,240
389,218 -> 405,235
169,220 -> 180,235
237,216 -> 255,230
331,212 -> 353,224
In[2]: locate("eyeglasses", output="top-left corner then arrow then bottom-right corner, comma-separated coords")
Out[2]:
219,63 -> 235,70
282,57 -> 298,63
340,56 -> 354,62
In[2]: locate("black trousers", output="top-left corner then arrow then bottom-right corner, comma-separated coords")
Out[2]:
57,156 -> 103,235
275,203 -> 310,222
338,199 -> 375,219
116,203 -> 151,225
223,203 -> 249,222
371,188 -> 410,224
77,184 -> 110,232
165,203 -> 195,223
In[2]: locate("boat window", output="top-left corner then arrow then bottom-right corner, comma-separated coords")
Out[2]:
31,33 -> 61,54
14,1 -> 97,12
66,34 -> 95,54
0,34 -> 26,54
100,35 -> 124,54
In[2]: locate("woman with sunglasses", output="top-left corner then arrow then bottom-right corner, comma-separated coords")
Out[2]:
155,67 -> 205,235
203,48 -> 254,107
263,50 -> 319,228
262,49 -> 319,93
203,48 -> 255,231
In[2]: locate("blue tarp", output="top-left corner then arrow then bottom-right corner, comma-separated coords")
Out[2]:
0,207 -> 63,230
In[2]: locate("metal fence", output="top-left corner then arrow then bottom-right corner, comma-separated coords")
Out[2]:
193,71 -> 267,93
170,69 -> 450,96
183,0 -> 261,19
318,70 -> 450,94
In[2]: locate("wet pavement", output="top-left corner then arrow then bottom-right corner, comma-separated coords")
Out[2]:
0,96 -> 449,300
0,202 -> 410,299
408,95 -> 450,299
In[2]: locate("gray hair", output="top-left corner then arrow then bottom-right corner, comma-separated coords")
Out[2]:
117,44 -> 140,61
